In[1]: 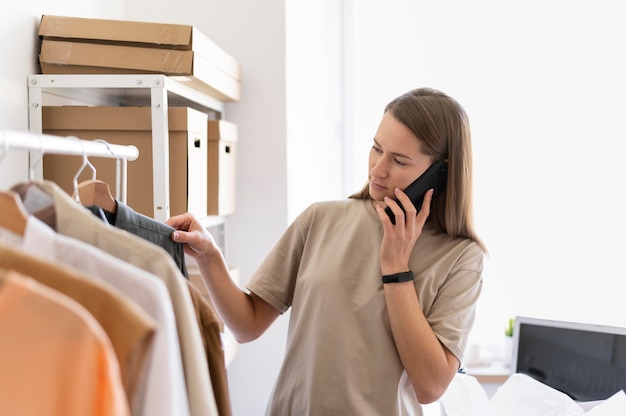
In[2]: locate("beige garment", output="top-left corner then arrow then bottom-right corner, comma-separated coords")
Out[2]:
0,242 -> 156,410
29,180 -> 218,416
0,270 -> 130,416
186,279 -> 232,416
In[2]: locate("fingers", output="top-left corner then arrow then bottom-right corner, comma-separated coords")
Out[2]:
383,195 -> 405,226
393,189 -> 416,222
170,229 -> 190,244
166,212 -> 201,246
415,189 -> 434,224
385,188 -> 435,226
166,212 -> 215,258
165,213 -> 186,229
166,212 -> 198,232
376,202 -> 394,226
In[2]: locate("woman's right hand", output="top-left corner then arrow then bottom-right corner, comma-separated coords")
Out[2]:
166,212 -> 222,265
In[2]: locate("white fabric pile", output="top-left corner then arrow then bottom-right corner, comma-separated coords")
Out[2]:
399,372 -> 626,416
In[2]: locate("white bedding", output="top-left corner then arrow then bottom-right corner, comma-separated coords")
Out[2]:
399,372 -> 626,416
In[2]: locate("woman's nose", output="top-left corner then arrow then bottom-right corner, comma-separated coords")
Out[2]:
370,157 -> 388,178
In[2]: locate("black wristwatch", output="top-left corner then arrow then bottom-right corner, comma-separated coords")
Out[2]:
382,271 -> 415,284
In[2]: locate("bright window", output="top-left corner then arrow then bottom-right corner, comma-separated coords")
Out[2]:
287,1 -> 626,352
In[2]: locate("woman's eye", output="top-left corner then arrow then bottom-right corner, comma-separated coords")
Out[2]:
394,158 -> 407,166
372,145 -> 382,153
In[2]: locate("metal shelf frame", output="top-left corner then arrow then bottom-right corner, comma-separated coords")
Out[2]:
27,74 -> 225,222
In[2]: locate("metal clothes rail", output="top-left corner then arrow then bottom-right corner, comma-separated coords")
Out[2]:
1,129 -> 139,203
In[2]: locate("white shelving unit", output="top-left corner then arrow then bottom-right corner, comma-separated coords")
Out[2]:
27,73 -> 225,222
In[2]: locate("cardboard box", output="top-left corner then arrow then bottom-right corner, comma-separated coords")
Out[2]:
38,15 -> 241,102
42,106 -> 208,218
39,40 -> 240,102
207,120 -> 237,215
39,14 -> 241,80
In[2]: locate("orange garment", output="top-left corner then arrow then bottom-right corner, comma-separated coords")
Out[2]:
0,270 -> 130,416
0,241 -> 156,410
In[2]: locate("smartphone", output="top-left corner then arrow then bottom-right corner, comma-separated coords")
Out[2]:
384,160 -> 448,224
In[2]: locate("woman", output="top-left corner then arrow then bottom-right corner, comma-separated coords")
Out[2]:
167,87 -> 486,415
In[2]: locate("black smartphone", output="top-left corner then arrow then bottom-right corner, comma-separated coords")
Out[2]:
384,160 -> 448,224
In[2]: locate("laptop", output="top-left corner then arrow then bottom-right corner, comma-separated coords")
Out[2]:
512,316 -> 626,401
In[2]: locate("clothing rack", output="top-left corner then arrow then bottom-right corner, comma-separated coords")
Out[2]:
1,129 -> 139,203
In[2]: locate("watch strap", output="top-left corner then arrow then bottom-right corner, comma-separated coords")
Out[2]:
382,271 -> 415,284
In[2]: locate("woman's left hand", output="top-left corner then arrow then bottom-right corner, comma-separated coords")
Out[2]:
375,188 -> 434,275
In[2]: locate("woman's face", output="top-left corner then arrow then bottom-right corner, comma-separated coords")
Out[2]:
368,112 -> 435,207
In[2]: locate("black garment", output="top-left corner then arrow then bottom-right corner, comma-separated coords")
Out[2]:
84,202 -> 189,279
84,204 -> 109,223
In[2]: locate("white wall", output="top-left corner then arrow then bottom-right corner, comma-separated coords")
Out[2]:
122,2 -> 289,415
2,2 -> 287,415
285,0 -> 626,365
339,0 -> 626,353
285,1 -> 345,220
0,1 -> 124,188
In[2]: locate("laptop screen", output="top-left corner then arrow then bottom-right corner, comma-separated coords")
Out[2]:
512,316 -> 626,401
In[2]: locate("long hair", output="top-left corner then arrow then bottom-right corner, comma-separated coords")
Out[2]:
350,88 -> 486,252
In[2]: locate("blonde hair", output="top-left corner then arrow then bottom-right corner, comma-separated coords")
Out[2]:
350,88 -> 486,252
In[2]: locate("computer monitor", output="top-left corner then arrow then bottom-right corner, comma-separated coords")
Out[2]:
512,316 -> 626,401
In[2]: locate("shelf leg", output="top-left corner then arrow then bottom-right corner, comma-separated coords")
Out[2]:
151,84 -> 170,221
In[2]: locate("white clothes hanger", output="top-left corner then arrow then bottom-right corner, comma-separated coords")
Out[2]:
76,139 -> 117,213
71,136 -> 97,204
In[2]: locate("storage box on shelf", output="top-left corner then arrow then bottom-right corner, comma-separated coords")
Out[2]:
38,14 -> 241,102
207,120 -> 237,216
28,73 -> 229,222
42,106 -> 208,218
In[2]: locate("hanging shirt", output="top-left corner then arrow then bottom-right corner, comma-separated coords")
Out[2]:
84,201 -> 189,279
19,216 -> 190,416
0,241 -> 155,411
85,202 -> 232,416
30,180 -> 219,416
0,270 -> 130,416
186,278 -> 233,416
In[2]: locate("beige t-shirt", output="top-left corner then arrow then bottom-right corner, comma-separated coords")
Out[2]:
247,198 -> 484,415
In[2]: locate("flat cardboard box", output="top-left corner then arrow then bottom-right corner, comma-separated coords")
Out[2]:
39,14 -> 241,81
207,120 -> 237,215
39,39 -> 240,102
42,106 -> 208,218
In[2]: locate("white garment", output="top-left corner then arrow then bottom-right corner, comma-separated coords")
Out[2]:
20,216 -> 190,416
398,370 -> 448,416
398,370 -> 426,416
398,372 -> 493,416
487,374 -> 585,416
29,181 -> 218,416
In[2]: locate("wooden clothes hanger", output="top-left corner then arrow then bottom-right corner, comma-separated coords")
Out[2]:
0,190 -> 28,236
76,179 -> 117,213
0,134 -> 28,235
